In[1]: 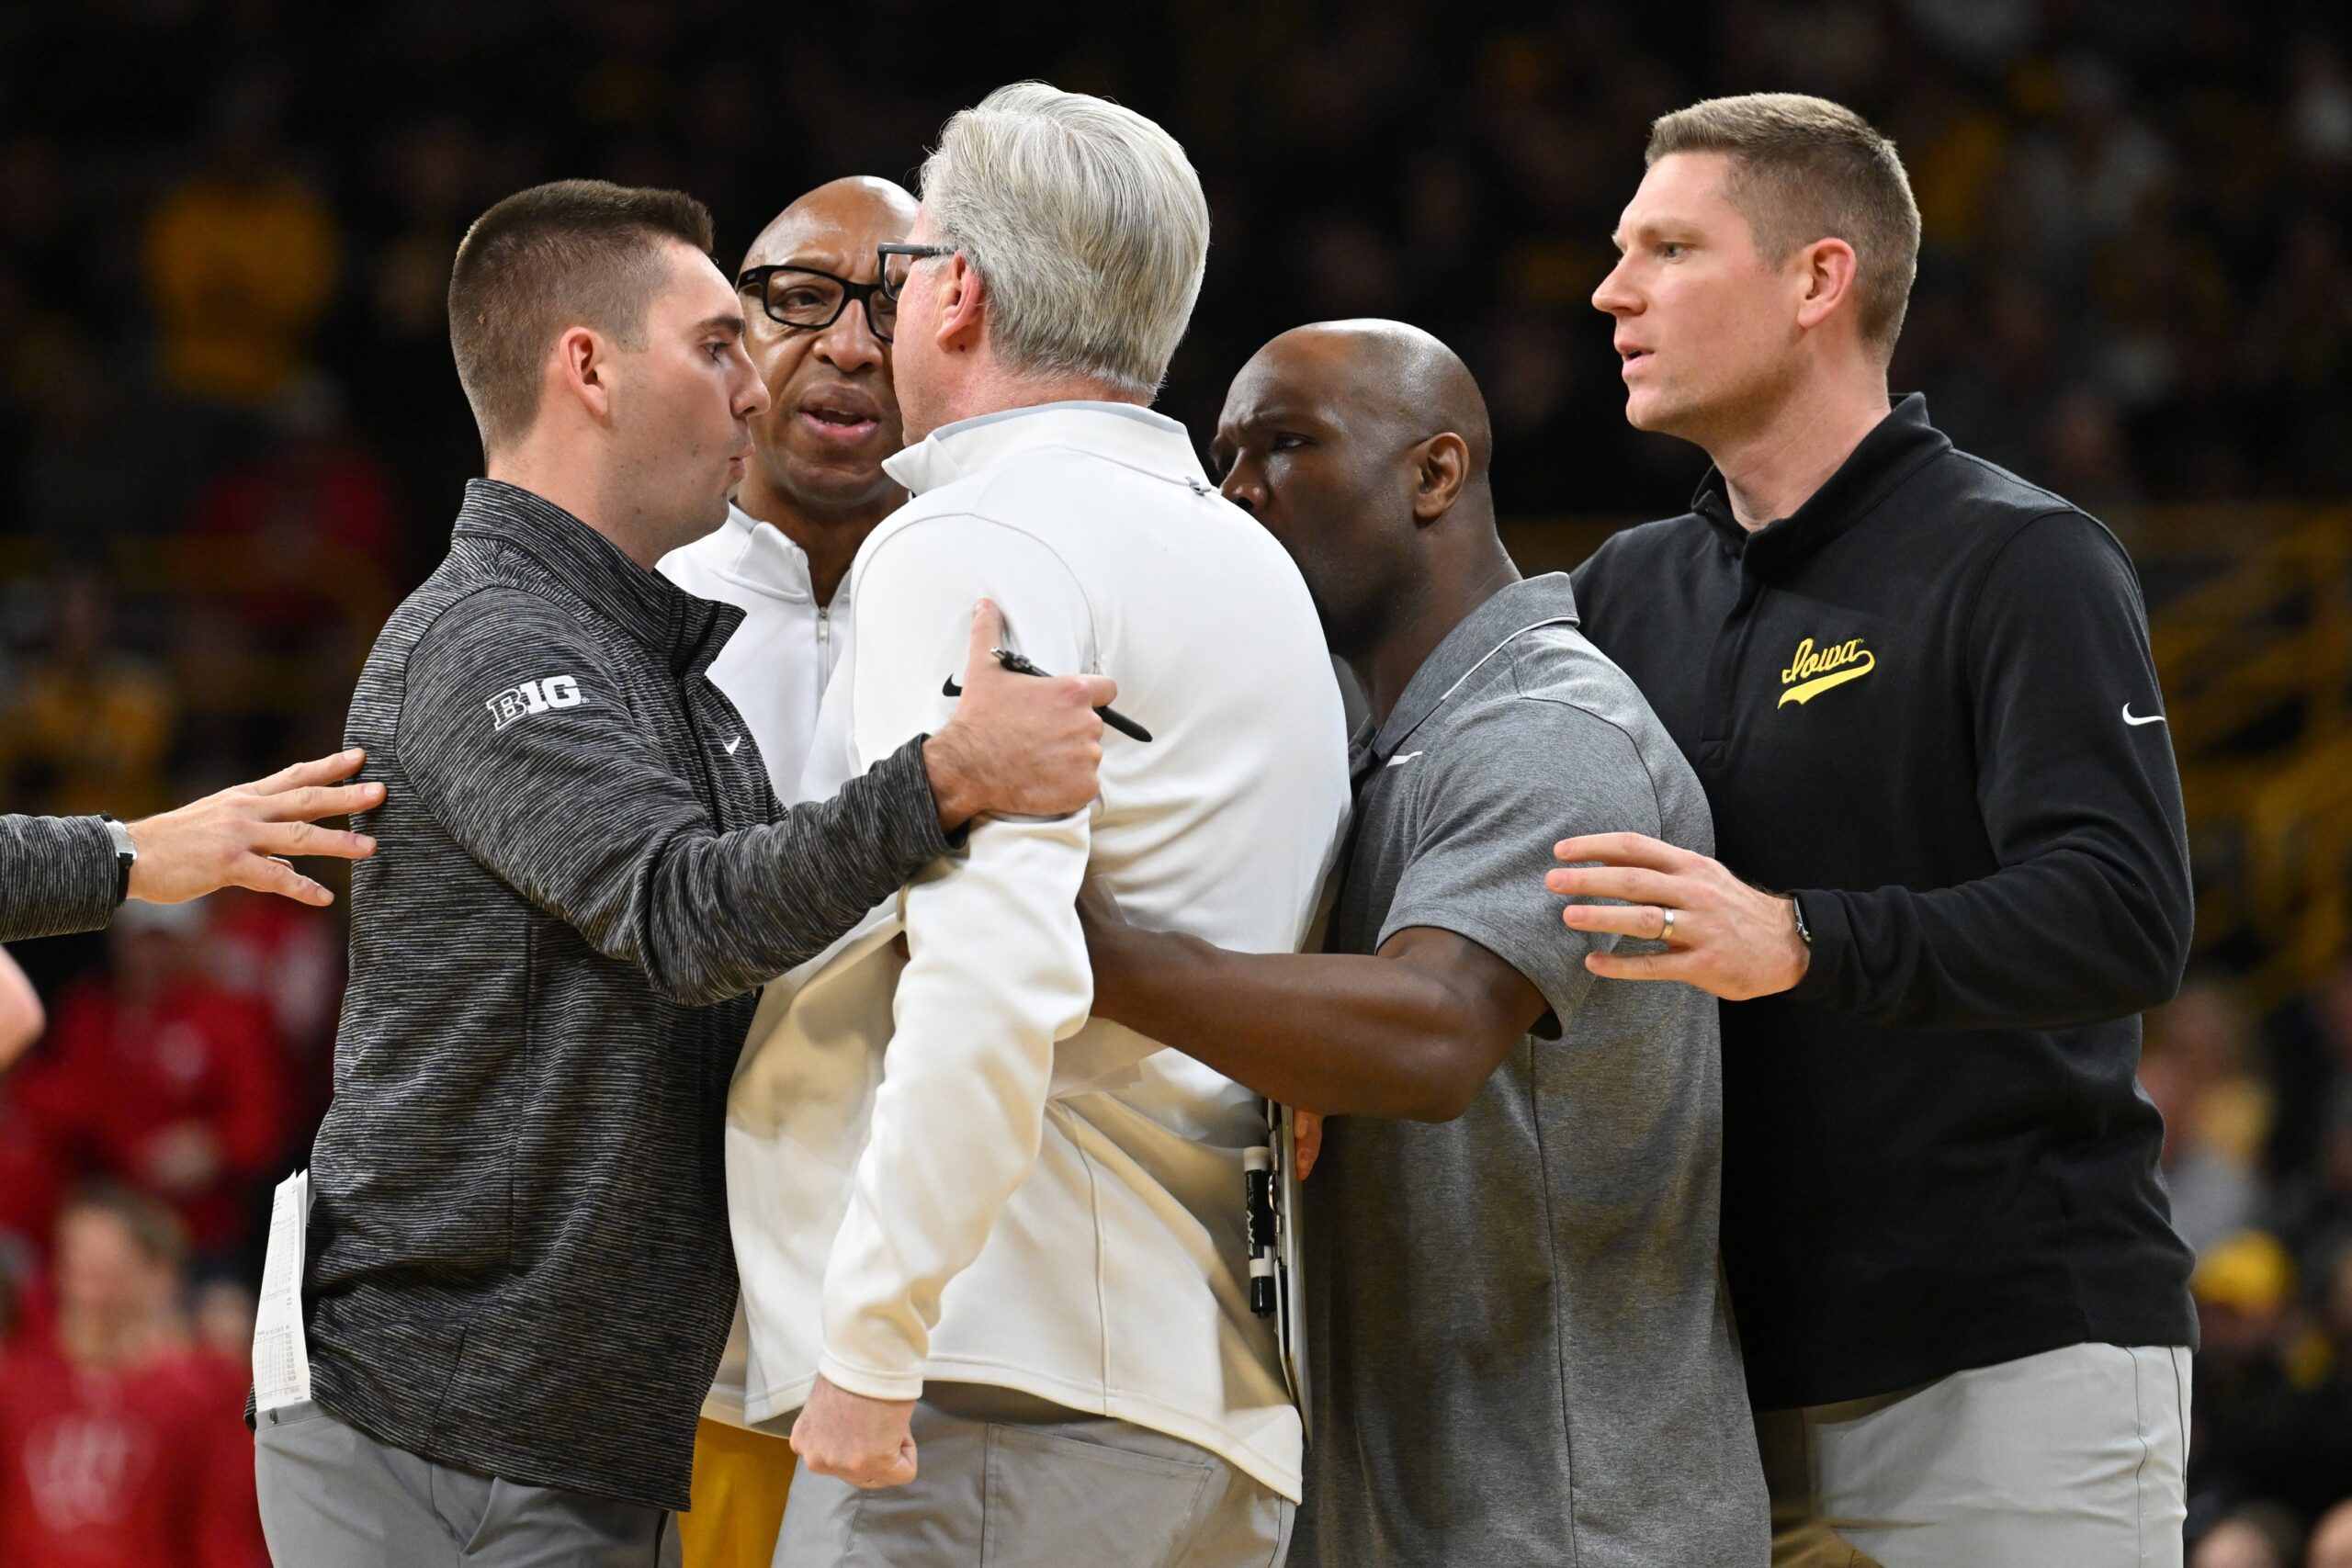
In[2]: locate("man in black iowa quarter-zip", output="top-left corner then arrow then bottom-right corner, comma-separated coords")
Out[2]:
1556,96 -> 2196,1568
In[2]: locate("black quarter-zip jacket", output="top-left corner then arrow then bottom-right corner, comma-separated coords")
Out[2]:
1571,395 -> 2199,1410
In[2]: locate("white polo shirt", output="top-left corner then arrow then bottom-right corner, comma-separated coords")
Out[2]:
660,501 -> 851,1427
659,502 -> 849,794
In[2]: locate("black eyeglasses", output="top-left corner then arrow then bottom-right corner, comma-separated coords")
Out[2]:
736,265 -> 898,343
876,243 -> 956,302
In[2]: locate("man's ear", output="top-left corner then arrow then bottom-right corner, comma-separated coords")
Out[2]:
1793,237 -> 1860,335
550,326 -> 615,423
1409,432 -> 1471,524
934,254 -> 987,356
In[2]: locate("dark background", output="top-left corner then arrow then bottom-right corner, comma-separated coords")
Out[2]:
1,3 -> 2349,1563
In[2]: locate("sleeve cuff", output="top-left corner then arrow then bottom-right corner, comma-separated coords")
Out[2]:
0,813 -> 120,942
874,736 -> 963,864
1783,889 -> 1850,1006
28,815 -> 122,938
816,1349 -> 927,1403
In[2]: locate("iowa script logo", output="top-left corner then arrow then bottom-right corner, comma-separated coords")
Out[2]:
1778,637 -> 1876,707
486,675 -> 585,731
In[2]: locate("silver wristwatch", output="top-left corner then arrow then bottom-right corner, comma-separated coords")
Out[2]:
98,813 -> 138,906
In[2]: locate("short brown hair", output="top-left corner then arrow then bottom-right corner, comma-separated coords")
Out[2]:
60,1180 -> 188,1270
447,179 -> 716,454
1646,94 -> 1921,357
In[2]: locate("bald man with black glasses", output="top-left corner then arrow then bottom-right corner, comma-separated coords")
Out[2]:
656,174 -> 920,1568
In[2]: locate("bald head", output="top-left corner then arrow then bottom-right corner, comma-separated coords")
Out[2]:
741,175 -> 917,274
732,175 -> 917,530
1216,320 -> 1510,665
1241,319 -> 1493,482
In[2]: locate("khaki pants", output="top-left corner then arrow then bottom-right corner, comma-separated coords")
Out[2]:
1758,1409 -> 1889,1568
1757,1343 -> 2189,1568
678,1418 -> 796,1568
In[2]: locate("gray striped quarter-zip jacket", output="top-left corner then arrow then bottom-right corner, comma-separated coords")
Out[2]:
300,479 -> 954,1508
0,812 -> 117,941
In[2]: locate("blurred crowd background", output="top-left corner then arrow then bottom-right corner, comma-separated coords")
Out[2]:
2,1 -> 2349,1562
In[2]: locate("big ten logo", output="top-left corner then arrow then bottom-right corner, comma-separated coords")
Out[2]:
485,675 -> 585,730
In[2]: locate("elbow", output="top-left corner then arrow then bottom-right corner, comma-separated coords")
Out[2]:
2071,855 -> 2193,1019
667,976 -> 748,1010
1396,1038 -> 1488,1124
2064,931 -> 2183,1027
1403,1085 -> 1481,1124
1382,988 -> 1521,1122
646,960 -> 751,1011
2117,876 -> 2195,1015
2129,914 -> 2193,1014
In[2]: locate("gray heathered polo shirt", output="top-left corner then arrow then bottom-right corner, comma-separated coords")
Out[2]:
1294,573 -> 1768,1568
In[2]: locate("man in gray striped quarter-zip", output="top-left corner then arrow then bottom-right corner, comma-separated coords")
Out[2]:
251,179 -> 1114,1568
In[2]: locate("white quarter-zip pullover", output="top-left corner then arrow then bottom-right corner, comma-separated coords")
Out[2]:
660,501 -> 852,1428
660,502 -> 849,793
727,402 -> 1351,1501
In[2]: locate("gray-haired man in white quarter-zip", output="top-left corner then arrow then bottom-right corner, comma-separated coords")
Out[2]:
732,84 -> 1351,1568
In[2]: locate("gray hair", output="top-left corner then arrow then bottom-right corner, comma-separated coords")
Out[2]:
919,83 -> 1209,398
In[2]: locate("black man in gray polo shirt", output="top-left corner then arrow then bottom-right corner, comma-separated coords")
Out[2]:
1081,320 -> 1768,1568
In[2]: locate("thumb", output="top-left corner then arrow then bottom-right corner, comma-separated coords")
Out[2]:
1075,672 -> 1118,709
964,598 -> 1004,680
1294,1110 -> 1324,1181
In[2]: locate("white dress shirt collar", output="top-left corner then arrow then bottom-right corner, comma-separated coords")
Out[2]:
883,400 -> 1210,499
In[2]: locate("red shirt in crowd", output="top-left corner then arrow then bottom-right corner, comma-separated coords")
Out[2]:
0,1335 -> 265,1568
201,891 -> 344,1132
39,980 -> 287,1253
187,437 -> 401,641
0,1084 -> 72,1263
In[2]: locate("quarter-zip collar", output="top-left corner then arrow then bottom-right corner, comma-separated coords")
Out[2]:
1692,393 -> 1951,573
1366,574 -> 1581,765
702,503 -> 846,611
454,479 -> 741,677
883,400 -> 1213,500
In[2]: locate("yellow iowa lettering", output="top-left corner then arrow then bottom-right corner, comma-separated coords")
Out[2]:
1781,637 -> 1870,683
1778,637 -> 1876,706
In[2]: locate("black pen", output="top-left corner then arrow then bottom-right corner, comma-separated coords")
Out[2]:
943,649 -> 1153,742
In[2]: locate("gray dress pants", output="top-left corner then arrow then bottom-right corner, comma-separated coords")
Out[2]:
775,1384 -> 1294,1568
254,1400 -> 683,1568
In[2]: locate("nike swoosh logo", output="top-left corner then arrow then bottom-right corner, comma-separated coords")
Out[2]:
724,735 -> 744,754
2122,705 -> 2165,727
1385,751 -> 1424,768
1778,651 -> 1876,707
